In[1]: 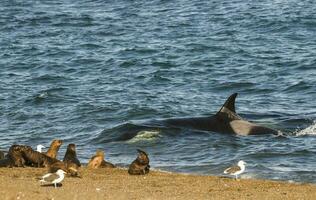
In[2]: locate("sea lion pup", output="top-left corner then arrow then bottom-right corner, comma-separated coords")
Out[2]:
87,150 -> 115,169
128,149 -> 150,175
63,144 -> 81,176
6,145 -> 32,167
45,139 -> 63,159
22,148 -> 61,168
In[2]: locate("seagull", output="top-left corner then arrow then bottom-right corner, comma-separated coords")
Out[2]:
39,169 -> 67,188
224,160 -> 246,179
36,144 -> 46,153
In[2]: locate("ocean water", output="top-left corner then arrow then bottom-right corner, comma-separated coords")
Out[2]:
1,0 -> 316,183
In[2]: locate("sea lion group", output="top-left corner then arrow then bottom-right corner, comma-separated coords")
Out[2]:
0,139 -> 151,180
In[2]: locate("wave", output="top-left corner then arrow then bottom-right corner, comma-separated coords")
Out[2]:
127,130 -> 161,143
91,121 -> 183,144
295,121 -> 316,136
92,123 -> 160,143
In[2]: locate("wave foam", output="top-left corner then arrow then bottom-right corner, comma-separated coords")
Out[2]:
295,121 -> 316,136
127,130 -> 161,143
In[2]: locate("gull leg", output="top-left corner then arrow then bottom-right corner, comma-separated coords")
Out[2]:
54,183 -> 57,188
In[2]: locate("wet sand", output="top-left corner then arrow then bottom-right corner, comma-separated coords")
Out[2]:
0,167 -> 315,200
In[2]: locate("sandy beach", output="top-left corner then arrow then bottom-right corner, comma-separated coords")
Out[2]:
0,167 -> 315,200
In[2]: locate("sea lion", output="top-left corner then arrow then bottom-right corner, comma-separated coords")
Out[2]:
45,139 -> 63,159
6,145 -> 32,167
0,149 -> 13,168
87,150 -> 104,169
0,150 -> 4,160
63,144 -> 81,176
63,144 -> 81,167
0,158 -> 13,167
22,148 -> 61,168
128,149 -> 150,175
87,150 -> 115,169
101,160 -> 116,168
48,160 -> 68,174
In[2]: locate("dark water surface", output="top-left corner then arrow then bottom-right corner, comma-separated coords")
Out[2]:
1,0 -> 316,183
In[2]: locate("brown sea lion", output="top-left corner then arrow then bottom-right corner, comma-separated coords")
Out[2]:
0,150 -> 4,160
87,150 -> 115,169
48,160 -> 68,174
63,144 -> 81,167
22,148 -> 60,168
45,139 -> 63,159
87,150 -> 104,169
6,145 -> 32,167
128,149 -> 150,175
63,144 -> 81,176
101,160 -> 116,168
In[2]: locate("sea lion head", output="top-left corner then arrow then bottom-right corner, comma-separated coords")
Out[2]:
95,150 -> 104,157
136,149 -> 149,165
67,144 -> 76,152
65,144 -> 77,157
51,140 -> 63,147
46,139 -> 63,159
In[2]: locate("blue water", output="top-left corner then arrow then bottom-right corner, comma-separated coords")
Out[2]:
1,0 -> 316,183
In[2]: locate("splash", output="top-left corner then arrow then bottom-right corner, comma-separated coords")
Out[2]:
295,121 -> 316,136
127,130 -> 161,143
38,92 -> 48,98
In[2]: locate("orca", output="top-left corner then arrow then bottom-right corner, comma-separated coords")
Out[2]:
163,93 -> 278,135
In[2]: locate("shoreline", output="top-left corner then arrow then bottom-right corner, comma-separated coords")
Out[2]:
0,167 -> 316,200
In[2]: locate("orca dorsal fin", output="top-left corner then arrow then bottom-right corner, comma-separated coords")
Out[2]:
216,93 -> 241,120
219,93 -> 237,113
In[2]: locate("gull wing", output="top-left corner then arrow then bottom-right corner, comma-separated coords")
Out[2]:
224,165 -> 241,174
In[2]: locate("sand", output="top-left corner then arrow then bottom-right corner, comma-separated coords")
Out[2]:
0,167 -> 315,200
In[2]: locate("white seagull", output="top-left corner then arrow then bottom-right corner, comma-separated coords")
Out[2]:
224,160 -> 246,179
39,169 -> 67,188
36,144 -> 46,153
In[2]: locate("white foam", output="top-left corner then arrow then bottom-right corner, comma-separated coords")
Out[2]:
38,92 -> 48,98
295,121 -> 316,136
127,130 -> 161,143
269,166 -> 293,172
240,173 -> 258,179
